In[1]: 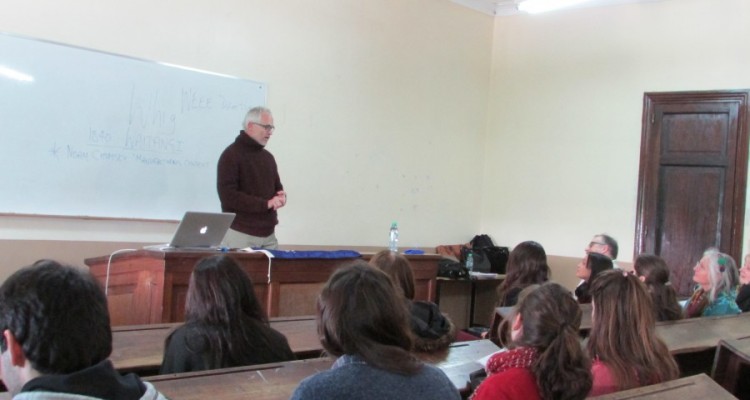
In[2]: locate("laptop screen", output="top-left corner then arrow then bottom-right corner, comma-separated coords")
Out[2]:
168,211 -> 235,249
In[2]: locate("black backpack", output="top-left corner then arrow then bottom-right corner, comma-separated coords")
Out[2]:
465,234 -> 509,274
437,258 -> 469,279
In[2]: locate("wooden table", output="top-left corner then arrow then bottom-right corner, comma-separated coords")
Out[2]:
148,358 -> 334,400
111,316 -> 320,376
436,276 -> 505,330
712,335 -> 750,398
656,312 -> 750,376
147,339 -> 500,400
590,373 -> 735,399
86,249 -> 440,325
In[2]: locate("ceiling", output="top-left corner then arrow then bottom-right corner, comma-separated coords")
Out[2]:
451,0 -> 663,16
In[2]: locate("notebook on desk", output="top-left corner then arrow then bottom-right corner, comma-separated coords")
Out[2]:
166,211 -> 235,249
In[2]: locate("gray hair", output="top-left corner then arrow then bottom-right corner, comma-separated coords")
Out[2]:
597,234 -> 619,259
242,106 -> 272,128
702,247 -> 739,302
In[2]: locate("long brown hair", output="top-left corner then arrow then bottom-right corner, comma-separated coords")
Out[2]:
515,283 -> 592,399
178,255 -> 287,369
497,241 -> 550,306
369,250 -> 415,300
634,254 -> 683,321
588,270 -> 679,390
318,261 -> 421,375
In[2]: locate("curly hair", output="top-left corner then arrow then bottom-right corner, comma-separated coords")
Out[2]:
516,283 -> 592,399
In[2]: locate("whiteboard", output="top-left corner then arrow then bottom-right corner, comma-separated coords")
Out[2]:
0,33 -> 266,220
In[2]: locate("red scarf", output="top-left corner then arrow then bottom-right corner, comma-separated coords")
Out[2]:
486,347 -> 538,375
685,288 -> 708,318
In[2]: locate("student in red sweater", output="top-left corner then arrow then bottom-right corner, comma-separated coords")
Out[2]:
471,283 -> 591,400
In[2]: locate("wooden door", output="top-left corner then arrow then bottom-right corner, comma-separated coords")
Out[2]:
635,90 -> 750,296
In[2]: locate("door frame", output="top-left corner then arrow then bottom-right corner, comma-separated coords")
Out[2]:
634,90 -> 750,265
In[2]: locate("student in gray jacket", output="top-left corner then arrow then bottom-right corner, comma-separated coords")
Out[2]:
290,261 -> 460,400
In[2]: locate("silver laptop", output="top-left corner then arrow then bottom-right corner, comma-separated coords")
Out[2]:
168,211 -> 235,249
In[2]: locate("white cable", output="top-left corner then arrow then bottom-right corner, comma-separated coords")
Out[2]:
105,249 -> 138,296
266,253 -> 273,284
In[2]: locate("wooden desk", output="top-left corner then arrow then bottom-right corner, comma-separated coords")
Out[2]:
146,339 -> 500,400
148,358 -> 334,400
657,312 -> 750,376
86,249 -> 440,325
436,276 -> 504,330
111,316 -> 321,375
712,336 -> 750,398
590,373 -> 735,399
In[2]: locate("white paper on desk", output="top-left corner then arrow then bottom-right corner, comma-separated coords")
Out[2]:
470,272 -> 501,280
478,348 -> 507,368
237,248 -> 274,258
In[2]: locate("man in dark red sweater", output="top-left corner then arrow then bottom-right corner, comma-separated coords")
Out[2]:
217,106 -> 286,249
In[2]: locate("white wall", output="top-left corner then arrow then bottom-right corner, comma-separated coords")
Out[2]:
3,0 -> 750,277
482,0 -> 750,263
0,0 -> 494,252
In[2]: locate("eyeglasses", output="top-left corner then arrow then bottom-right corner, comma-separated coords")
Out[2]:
252,122 -> 275,131
589,241 -> 607,247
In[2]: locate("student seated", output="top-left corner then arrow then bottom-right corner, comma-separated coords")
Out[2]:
574,252 -> 613,304
160,255 -> 294,374
472,283 -> 592,400
737,254 -> 750,312
0,260 -> 167,400
587,270 -> 679,396
370,250 -> 456,354
685,248 -> 741,318
290,261 -> 460,400
634,254 -> 683,321
495,241 -> 550,307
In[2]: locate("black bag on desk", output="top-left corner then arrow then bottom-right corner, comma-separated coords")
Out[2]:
461,247 -> 492,273
465,234 -> 509,274
482,246 -> 509,274
470,234 -> 494,249
437,258 -> 469,279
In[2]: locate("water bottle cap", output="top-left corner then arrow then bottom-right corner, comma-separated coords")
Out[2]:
391,221 -> 397,228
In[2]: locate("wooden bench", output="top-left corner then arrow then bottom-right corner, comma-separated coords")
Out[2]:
111,316 -> 320,376
146,339 -> 500,400
589,373 -> 735,399
711,335 -> 750,399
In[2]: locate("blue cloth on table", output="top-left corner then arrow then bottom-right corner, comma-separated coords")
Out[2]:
266,250 -> 361,259
403,249 -> 425,255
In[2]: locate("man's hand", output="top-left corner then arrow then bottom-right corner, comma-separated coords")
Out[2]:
267,191 -> 287,210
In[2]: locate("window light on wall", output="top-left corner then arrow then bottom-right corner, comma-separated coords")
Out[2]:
517,0 -> 597,14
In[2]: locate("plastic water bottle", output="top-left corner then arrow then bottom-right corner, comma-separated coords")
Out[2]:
388,222 -> 399,252
466,251 -> 474,272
